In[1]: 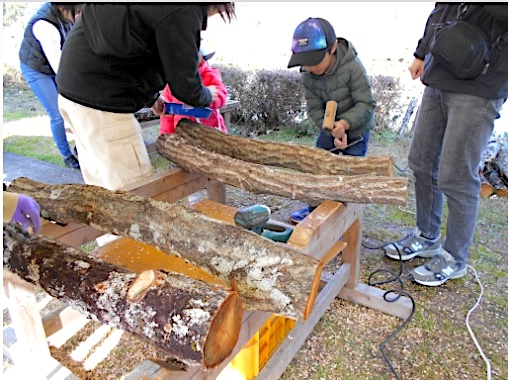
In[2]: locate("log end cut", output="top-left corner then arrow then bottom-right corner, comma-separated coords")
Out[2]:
203,292 -> 243,369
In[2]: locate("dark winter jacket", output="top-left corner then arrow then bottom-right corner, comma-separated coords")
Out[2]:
19,2 -> 73,75
301,38 -> 376,140
57,4 -> 212,113
414,3 -> 508,99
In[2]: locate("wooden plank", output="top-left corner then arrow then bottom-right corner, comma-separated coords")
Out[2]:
3,272 -> 51,362
121,168 -> 225,204
206,181 -> 226,204
339,283 -> 413,320
303,240 -> 347,319
341,216 -> 363,289
256,264 -> 351,380
288,202 -> 365,260
42,305 -> 87,338
121,169 -> 202,197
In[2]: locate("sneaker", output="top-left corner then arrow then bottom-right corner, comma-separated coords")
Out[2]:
289,205 -> 314,224
64,155 -> 80,169
384,228 -> 440,261
409,248 -> 467,286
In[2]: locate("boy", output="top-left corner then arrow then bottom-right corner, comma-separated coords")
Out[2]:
287,17 -> 376,223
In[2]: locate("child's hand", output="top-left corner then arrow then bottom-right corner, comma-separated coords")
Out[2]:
207,85 -> 218,102
331,120 -> 349,150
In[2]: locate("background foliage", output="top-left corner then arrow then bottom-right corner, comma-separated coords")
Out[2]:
216,64 -> 406,137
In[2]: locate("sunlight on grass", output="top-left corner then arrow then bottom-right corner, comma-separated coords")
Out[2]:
3,135 -> 66,166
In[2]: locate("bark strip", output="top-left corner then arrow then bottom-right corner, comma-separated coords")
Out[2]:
7,178 -> 319,320
174,119 -> 394,176
156,134 -> 408,206
3,223 -> 242,369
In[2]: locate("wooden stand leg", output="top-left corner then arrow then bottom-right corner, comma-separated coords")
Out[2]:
338,213 -> 413,320
206,181 -> 226,203
3,271 -> 51,362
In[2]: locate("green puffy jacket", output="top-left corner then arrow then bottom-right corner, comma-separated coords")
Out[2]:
301,38 -> 376,139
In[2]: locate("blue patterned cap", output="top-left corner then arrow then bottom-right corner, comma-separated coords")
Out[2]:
288,18 -> 336,68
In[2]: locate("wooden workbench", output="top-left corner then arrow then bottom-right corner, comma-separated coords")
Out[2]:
3,169 -> 412,379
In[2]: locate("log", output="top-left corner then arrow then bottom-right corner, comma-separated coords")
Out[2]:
156,134 -> 408,206
7,178 -> 319,320
479,169 -> 494,198
174,119 -> 394,176
3,223 -> 242,369
484,162 -> 508,198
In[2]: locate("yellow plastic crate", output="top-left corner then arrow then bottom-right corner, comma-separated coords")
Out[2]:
217,314 -> 295,380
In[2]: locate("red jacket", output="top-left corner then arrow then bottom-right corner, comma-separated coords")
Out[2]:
160,59 -> 228,134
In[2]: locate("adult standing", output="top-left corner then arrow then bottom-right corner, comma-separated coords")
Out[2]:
57,3 -> 235,190
19,2 -> 83,169
384,3 -> 508,286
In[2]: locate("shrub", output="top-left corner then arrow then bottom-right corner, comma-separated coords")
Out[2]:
3,64 -> 29,90
370,74 -> 405,131
216,64 -> 306,135
218,64 -> 407,134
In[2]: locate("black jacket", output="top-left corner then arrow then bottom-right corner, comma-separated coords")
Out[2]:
414,3 -> 508,99
57,4 -> 212,113
19,2 -> 72,75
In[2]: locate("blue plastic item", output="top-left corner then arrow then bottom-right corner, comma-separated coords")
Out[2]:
164,103 -> 212,119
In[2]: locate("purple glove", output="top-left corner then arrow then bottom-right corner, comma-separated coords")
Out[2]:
11,194 -> 41,233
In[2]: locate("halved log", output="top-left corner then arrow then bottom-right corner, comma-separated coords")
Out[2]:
156,134 -> 408,206
479,169 -> 494,198
174,119 -> 393,176
7,178 -> 319,320
3,223 -> 242,369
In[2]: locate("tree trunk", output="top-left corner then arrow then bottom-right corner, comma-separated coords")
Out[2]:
3,223 -> 242,369
398,97 -> 418,137
156,134 -> 408,206
174,119 -> 394,176
7,178 -> 319,320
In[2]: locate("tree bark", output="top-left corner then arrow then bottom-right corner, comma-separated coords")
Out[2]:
174,119 -> 394,176
3,223 -> 242,369
7,178 -> 319,320
156,134 -> 408,206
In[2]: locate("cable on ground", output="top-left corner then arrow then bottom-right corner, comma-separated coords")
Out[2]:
363,242 -> 415,380
466,264 -> 492,380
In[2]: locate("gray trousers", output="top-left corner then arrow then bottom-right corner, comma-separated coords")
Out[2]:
408,87 -> 504,263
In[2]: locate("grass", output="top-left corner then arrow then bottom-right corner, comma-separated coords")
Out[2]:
3,135 -> 65,166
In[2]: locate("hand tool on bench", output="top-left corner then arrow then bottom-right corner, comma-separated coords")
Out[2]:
164,102 -> 213,119
233,204 -> 294,243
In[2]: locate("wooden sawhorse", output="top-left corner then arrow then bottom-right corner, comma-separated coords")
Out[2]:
3,168 -> 412,379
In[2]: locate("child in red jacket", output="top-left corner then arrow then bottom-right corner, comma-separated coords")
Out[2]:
160,44 -> 228,135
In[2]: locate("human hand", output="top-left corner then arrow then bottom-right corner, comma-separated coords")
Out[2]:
11,194 -> 41,233
151,94 -> 168,116
408,58 -> 425,80
331,120 -> 349,150
207,85 -> 218,102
